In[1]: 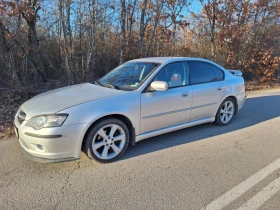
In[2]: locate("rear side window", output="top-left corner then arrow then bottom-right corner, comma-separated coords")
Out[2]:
211,65 -> 224,81
188,61 -> 218,85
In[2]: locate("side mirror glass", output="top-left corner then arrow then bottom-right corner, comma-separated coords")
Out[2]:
150,81 -> 168,92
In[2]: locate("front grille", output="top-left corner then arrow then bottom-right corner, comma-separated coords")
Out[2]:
17,109 -> 26,124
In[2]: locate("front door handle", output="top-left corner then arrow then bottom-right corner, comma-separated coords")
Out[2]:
181,92 -> 189,97
217,86 -> 225,90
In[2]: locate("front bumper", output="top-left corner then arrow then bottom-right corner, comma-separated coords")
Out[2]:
15,118 -> 87,163
19,143 -> 78,163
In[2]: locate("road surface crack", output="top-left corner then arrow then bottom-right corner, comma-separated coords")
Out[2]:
233,132 -> 253,151
53,160 -> 83,210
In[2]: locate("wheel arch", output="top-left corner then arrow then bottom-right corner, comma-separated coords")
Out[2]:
227,95 -> 238,115
215,95 -> 238,117
81,114 -> 135,152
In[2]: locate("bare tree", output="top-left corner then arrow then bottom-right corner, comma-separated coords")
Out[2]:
0,21 -> 9,54
127,0 -> 137,59
86,0 -> 98,77
0,0 -> 279,89
199,0 -> 217,61
22,0 -> 48,81
147,0 -> 164,57
120,0 -> 126,64
137,0 -> 148,56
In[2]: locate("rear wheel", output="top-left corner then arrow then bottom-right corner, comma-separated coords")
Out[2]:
84,118 -> 129,163
215,98 -> 235,126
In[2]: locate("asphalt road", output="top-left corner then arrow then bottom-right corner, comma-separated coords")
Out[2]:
1,89 -> 280,210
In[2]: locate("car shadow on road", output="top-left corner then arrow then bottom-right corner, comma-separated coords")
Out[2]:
121,94 -> 280,161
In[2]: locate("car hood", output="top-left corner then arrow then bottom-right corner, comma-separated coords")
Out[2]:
21,83 -> 125,120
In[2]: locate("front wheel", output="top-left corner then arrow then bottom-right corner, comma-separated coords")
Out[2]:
215,98 -> 235,126
84,118 -> 130,163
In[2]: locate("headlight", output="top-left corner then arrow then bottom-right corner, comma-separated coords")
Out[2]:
26,114 -> 68,130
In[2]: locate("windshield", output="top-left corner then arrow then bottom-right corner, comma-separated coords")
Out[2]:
97,62 -> 160,91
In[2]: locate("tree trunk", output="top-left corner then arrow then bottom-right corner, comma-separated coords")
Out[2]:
59,0 -> 72,83
210,0 -> 216,61
65,0 -> 74,82
22,0 -> 48,82
65,0 -> 72,48
127,0 -> 137,60
120,0 -> 126,64
0,21 -> 9,55
147,2 -> 163,57
137,0 -> 148,56
86,0 -> 97,78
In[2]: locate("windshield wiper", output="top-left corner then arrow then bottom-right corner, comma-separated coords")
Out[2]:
94,80 -> 104,87
94,80 -> 119,90
103,83 -> 119,90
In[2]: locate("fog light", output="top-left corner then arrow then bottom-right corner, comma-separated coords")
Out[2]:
37,144 -> 44,150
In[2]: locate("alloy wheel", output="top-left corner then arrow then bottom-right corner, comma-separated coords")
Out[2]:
220,101 -> 234,124
91,124 -> 126,160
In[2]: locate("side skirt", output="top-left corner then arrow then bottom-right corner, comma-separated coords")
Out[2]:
135,117 -> 215,142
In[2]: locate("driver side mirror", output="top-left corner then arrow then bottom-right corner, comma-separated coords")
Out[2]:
150,81 -> 168,92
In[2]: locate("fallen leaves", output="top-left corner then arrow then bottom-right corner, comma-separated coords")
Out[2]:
0,89 -> 38,139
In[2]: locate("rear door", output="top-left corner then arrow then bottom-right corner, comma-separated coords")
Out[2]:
188,61 -> 226,121
140,62 -> 193,134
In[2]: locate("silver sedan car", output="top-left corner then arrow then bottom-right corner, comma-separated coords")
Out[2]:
14,57 -> 246,163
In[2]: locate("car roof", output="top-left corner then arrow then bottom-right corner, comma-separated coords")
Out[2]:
127,57 -> 212,64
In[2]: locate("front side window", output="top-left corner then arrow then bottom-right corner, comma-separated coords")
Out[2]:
188,61 -> 218,85
154,62 -> 189,88
98,62 -> 159,91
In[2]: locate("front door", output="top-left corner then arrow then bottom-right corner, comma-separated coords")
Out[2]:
140,62 -> 193,134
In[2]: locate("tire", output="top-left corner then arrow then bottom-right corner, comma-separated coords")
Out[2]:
215,97 -> 235,126
84,118 -> 130,163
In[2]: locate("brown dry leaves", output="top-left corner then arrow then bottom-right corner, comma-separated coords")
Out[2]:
0,89 -> 37,139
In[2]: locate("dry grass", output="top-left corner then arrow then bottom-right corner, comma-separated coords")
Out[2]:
246,81 -> 280,91
0,89 -> 38,139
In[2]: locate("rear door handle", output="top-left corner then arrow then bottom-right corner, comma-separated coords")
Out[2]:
181,92 -> 189,97
217,86 -> 225,90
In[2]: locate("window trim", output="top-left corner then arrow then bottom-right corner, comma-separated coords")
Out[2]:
187,61 -> 225,86
142,61 -> 190,93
